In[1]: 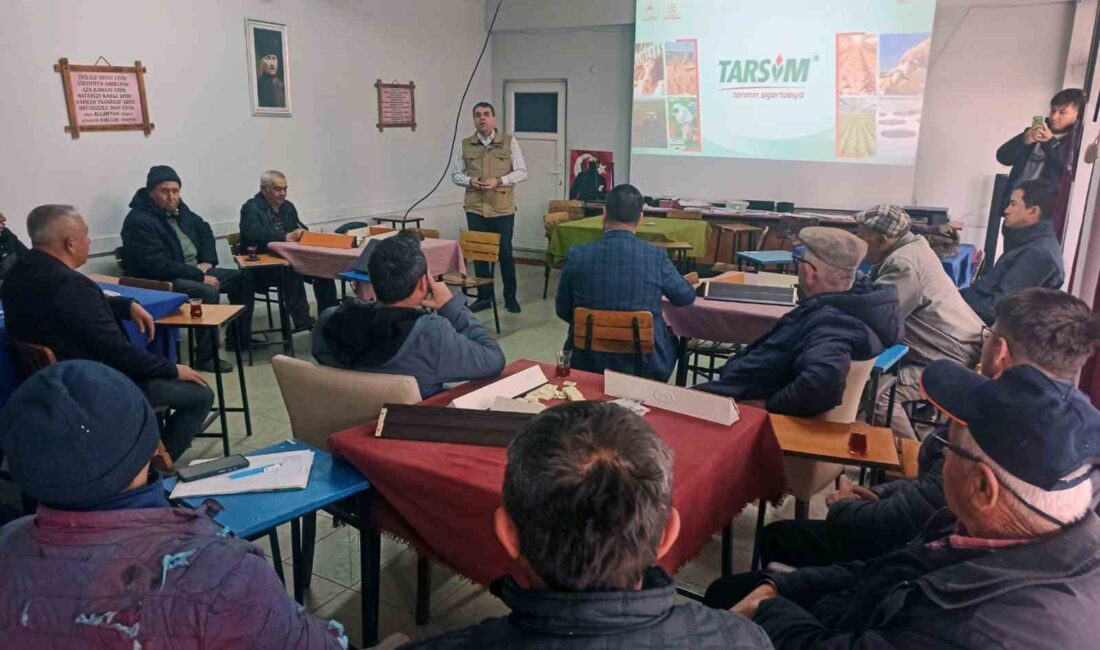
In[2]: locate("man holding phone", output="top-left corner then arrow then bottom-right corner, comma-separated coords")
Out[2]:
995,88 -> 1085,214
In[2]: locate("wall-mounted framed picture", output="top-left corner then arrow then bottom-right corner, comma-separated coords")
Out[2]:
245,19 -> 291,116
54,58 -> 154,139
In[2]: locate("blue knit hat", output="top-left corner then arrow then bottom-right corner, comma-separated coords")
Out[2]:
0,361 -> 159,506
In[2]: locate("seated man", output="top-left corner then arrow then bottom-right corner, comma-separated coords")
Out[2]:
757,287 -> 1100,569
1,205 -> 212,461
313,232 -> 504,398
408,402 -> 771,648
121,165 -> 254,372
962,178 -> 1064,324
697,228 -> 902,417
706,360 -> 1100,648
239,170 -> 338,329
0,361 -> 347,648
555,183 -> 695,381
855,204 -> 985,438
0,209 -> 28,285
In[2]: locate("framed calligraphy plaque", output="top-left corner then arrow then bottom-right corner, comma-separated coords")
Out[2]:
375,79 -> 416,132
54,58 -> 154,139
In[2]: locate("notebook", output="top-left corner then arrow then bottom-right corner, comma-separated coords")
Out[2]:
169,449 -> 314,499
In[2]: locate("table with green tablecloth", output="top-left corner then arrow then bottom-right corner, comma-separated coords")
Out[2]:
547,215 -> 711,262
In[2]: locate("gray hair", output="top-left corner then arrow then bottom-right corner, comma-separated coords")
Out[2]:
956,426 -> 1093,527
27,204 -> 82,247
260,170 -> 286,189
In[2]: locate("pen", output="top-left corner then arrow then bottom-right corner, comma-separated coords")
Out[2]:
227,463 -> 282,480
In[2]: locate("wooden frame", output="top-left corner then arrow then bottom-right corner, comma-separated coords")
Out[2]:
375,79 -> 417,132
245,19 -> 292,116
54,58 -> 154,139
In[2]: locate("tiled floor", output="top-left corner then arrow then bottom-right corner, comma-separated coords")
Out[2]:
85,263 -> 836,645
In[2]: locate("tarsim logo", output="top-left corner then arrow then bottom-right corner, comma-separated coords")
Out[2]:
718,54 -> 818,85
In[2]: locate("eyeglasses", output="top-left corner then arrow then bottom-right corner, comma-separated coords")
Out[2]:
980,325 -> 1012,355
932,431 -> 1069,528
791,249 -> 816,272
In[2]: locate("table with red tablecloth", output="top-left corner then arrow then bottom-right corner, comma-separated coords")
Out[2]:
268,238 -> 466,281
327,359 -> 786,589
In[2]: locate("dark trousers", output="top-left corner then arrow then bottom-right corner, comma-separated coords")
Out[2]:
758,519 -> 848,568
252,268 -> 337,327
172,267 -> 254,361
466,212 -> 516,302
141,378 -> 215,460
703,571 -> 770,609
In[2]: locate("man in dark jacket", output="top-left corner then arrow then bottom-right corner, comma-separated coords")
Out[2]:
995,88 -> 1083,208
408,401 -> 772,649
757,288 -> 1100,569
962,178 -> 1065,324
697,227 -> 902,416
0,361 -> 346,649
706,360 -> 1100,649
1,205 -> 212,460
555,183 -> 696,382
121,165 -> 254,372
0,210 -> 28,285
313,233 -> 505,398
239,170 -> 337,329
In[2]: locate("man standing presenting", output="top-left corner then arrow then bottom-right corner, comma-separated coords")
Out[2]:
451,102 -> 527,314
240,170 -> 337,329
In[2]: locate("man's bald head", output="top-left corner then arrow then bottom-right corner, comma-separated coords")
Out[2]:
27,205 -> 90,268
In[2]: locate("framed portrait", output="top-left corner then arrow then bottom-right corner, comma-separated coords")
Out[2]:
245,19 -> 291,116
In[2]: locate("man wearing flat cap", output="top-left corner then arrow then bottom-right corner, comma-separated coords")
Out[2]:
855,204 -> 985,438
697,227 -> 902,417
122,165 -> 255,373
0,361 -> 348,648
704,359 -> 1100,648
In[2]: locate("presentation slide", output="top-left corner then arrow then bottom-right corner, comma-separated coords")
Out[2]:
631,0 -> 937,166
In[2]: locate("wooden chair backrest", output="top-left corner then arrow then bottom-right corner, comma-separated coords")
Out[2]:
226,232 -> 242,255
548,199 -> 583,214
668,209 -> 703,220
459,230 -> 501,263
114,246 -> 128,275
9,340 -> 57,379
543,211 -> 571,234
410,228 -> 440,240
119,276 -> 173,292
572,308 -> 655,355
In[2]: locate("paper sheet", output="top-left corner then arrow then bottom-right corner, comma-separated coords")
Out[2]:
451,365 -> 549,410
169,450 -> 314,499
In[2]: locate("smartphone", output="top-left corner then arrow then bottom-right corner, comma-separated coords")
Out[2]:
1032,115 -> 1046,129
176,454 -> 248,482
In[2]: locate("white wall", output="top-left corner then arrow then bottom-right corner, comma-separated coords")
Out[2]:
0,0 -> 490,269
490,0 -> 1077,245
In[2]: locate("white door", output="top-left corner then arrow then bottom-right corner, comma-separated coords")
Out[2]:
504,80 -> 567,252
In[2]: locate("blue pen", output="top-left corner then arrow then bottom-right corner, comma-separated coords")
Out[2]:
227,463 -> 281,480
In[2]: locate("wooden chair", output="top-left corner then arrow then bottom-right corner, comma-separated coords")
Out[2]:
572,308 -> 655,377
269,355 -> 430,622
549,199 -> 585,221
652,240 -> 694,273
8,339 -> 57,380
114,246 -> 128,275
668,209 -> 703,220
118,276 -> 172,292
443,230 -> 502,333
408,228 -> 440,241
543,211 -> 572,299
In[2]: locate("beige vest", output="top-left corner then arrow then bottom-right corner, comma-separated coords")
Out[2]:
462,132 -> 516,217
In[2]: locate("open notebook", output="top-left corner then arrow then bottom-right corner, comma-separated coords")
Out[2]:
169,449 -> 314,499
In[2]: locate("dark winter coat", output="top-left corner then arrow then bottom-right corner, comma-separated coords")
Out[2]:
121,188 -> 219,283
962,220 -> 1064,324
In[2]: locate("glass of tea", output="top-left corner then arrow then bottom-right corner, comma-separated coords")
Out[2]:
848,431 -> 868,456
188,298 -> 203,319
246,245 -> 259,261
555,350 -> 572,378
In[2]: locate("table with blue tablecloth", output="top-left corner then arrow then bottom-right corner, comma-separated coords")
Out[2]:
0,282 -> 188,405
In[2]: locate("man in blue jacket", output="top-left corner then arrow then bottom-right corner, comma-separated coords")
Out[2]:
313,232 -> 505,398
962,178 -> 1065,324
555,183 -> 696,381
697,228 -> 902,417
121,166 -> 254,372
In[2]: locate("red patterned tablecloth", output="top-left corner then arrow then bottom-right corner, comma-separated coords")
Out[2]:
328,360 -> 786,586
269,238 -> 465,280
